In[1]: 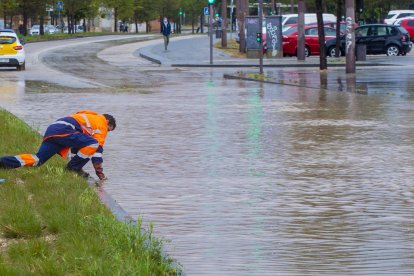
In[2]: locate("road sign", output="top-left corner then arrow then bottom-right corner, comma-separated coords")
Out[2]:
204,7 -> 209,16
56,1 -> 64,11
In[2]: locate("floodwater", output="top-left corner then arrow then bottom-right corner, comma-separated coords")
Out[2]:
2,37 -> 414,275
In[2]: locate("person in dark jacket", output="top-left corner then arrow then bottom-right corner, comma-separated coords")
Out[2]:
160,17 -> 171,50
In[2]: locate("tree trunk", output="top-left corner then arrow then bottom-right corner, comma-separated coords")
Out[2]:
316,0 -> 327,70
201,14 -> 204,33
297,0 -> 305,60
192,18 -> 195,33
23,12 -> 28,36
222,0 -> 227,48
335,0 -> 342,57
345,0 -> 355,73
238,0 -> 247,53
114,8 -> 118,32
40,16 -> 44,35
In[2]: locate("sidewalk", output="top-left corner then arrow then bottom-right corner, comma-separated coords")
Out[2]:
137,34 -> 414,96
138,34 -> 403,68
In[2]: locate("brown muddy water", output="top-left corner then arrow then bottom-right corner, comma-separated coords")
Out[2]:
2,38 -> 414,275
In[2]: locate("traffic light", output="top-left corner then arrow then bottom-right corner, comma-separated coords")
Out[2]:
256,33 -> 262,43
208,0 -> 214,4
215,13 -> 219,17
179,7 -> 183,15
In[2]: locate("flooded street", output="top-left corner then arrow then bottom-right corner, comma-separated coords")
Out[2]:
2,36 -> 414,275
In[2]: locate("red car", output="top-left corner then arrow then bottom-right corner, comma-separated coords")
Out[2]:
398,18 -> 414,42
282,25 -> 337,56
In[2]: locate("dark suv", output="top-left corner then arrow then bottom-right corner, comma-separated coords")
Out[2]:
326,24 -> 412,56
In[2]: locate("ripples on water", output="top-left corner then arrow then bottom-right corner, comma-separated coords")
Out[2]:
2,68 -> 414,275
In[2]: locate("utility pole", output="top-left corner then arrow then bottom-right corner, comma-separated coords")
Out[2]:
230,0 -> 234,42
345,0 -> 355,73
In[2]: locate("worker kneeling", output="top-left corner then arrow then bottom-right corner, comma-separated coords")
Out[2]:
0,110 -> 116,180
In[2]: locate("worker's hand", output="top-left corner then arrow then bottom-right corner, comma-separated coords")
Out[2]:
93,162 -> 106,180
95,178 -> 107,186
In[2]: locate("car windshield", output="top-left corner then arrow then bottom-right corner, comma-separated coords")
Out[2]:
385,14 -> 396,19
0,36 -> 16,44
397,26 -> 408,34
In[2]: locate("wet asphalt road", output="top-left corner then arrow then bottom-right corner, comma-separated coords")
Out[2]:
2,34 -> 414,275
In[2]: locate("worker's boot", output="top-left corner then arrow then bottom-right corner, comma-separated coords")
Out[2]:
66,167 -> 90,179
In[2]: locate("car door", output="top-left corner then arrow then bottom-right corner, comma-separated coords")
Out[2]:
355,26 -> 369,50
369,26 -> 388,53
305,27 -> 319,54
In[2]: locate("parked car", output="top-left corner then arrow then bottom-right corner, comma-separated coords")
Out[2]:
63,25 -> 84,34
0,29 -> 16,34
326,24 -> 412,57
283,21 -> 355,35
29,25 -> 57,35
282,25 -> 336,57
281,13 -> 336,26
396,18 -> 414,42
393,16 -> 414,26
384,10 -> 414,25
0,31 -> 25,70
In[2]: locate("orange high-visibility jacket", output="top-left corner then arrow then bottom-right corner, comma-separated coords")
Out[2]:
71,110 -> 109,147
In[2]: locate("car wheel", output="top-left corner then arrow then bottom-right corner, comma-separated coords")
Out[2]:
328,46 -> 342,57
17,62 -> 25,71
305,46 -> 310,57
386,45 -> 400,56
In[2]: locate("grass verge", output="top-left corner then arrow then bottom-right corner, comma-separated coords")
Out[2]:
0,109 -> 178,275
214,39 -> 246,58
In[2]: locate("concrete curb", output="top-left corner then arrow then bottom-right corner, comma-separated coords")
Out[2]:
139,52 -> 162,64
170,62 -> 397,68
138,51 -> 399,68
90,182 -> 185,275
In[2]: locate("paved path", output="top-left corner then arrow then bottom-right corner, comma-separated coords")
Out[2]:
137,33 -> 414,68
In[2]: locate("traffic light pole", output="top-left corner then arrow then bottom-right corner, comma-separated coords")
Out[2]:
209,4 -> 213,64
258,0 -> 263,74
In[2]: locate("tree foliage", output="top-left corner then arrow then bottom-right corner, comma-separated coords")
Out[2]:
2,0 -> 414,35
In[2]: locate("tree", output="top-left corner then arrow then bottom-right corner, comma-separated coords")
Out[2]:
315,0 -> 327,69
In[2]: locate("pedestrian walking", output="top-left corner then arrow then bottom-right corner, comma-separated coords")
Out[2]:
0,110 -> 116,181
161,17 -> 171,50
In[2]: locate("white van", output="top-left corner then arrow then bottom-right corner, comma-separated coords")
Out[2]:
281,13 -> 337,25
384,10 -> 414,25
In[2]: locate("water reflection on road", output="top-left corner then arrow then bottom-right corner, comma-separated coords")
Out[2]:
3,60 -> 414,274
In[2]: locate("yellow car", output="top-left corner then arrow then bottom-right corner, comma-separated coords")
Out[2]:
0,30 -> 26,71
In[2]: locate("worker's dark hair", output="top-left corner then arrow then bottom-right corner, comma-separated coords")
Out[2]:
103,114 -> 116,130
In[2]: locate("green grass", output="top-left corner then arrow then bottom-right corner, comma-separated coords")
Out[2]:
0,109 -> 179,275
21,31 -> 138,43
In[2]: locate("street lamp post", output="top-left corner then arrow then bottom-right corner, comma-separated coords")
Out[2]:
208,0 -> 214,64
